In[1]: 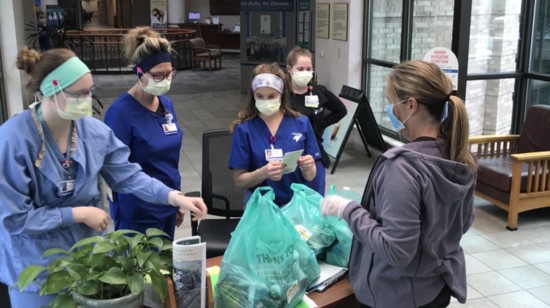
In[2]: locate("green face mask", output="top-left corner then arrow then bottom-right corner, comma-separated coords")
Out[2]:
56,93 -> 92,120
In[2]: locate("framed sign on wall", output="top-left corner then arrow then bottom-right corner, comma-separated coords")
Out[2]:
332,3 -> 348,41
315,3 -> 330,39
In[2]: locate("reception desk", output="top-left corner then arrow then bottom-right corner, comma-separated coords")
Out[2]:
206,256 -> 360,308
176,23 -> 240,51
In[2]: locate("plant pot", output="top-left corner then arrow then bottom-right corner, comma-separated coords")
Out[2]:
72,290 -> 144,308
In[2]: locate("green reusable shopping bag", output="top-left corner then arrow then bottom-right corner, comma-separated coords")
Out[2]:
215,187 -> 319,308
281,183 -> 336,257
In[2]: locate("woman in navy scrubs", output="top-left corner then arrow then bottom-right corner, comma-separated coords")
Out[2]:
228,63 -> 323,207
104,27 -> 183,239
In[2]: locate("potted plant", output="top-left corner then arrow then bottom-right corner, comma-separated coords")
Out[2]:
15,228 -> 173,308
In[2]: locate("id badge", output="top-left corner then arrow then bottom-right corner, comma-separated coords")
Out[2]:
265,148 -> 283,162
60,179 -> 75,195
305,95 -> 319,108
162,123 -> 178,135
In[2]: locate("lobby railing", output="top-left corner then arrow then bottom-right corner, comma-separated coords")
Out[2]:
64,28 -> 197,74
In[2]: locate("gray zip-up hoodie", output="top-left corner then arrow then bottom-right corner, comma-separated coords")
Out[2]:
342,140 -> 476,307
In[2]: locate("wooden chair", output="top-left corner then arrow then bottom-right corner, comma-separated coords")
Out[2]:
469,104 -> 550,230
189,37 -> 222,70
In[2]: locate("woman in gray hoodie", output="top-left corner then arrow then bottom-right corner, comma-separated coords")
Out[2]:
322,60 -> 477,308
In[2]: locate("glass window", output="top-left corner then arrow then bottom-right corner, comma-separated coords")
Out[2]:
528,79 -> 550,106
531,0 -> 550,74
468,0 -> 521,74
370,0 -> 402,63
367,65 -> 394,131
466,78 -> 515,135
411,0 -> 454,60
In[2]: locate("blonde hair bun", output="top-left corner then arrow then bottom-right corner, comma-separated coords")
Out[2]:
17,47 -> 42,74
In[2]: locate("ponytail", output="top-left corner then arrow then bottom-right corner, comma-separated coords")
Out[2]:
440,96 -> 476,168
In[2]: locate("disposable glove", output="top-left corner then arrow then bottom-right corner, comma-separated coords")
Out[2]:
321,195 -> 353,219
168,190 -> 208,221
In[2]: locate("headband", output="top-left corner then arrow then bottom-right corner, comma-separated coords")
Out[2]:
132,51 -> 172,74
251,73 -> 284,93
39,57 -> 91,97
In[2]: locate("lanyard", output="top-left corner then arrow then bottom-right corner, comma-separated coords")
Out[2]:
270,135 -> 276,150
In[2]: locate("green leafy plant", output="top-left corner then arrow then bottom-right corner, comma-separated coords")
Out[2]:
15,228 -> 173,308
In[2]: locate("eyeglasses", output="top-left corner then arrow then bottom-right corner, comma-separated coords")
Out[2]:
144,69 -> 177,82
386,96 -> 409,105
63,85 -> 97,99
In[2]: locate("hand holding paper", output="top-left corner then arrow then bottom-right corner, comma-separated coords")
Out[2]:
283,149 -> 304,174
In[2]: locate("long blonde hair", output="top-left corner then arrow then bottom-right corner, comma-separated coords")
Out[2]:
387,60 -> 476,168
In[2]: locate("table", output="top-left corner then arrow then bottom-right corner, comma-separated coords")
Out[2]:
206,256 -> 360,308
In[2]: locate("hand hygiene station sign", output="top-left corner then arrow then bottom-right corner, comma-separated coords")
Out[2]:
423,47 -> 459,90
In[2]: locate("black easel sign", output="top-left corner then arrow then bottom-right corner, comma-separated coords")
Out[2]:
322,85 -> 387,174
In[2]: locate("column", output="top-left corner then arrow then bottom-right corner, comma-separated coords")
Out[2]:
167,0 -> 185,24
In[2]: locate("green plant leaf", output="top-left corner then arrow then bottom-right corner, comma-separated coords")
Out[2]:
41,271 -> 73,295
149,237 -> 164,250
146,254 -> 161,271
149,270 -> 167,302
42,248 -> 73,258
71,236 -> 104,251
127,233 -> 144,250
49,294 -> 78,308
146,228 -> 169,238
65,264 -> 88,280
109,229 -> 139,242
91,254 -> 113,270
15,265 -> 46,291
137,251 -> 153,268
93,241 -> 117,254
75,279 -> 99,296
98,268 -> 126,285
127,273 -> 144,295
114,256 -> 134,273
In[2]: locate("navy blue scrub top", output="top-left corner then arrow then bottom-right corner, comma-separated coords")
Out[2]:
228,115 -> 322,206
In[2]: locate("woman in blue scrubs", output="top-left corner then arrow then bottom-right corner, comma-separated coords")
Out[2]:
0,47 -> 207,307
228,63 -> 323,207
104,27 -> 183,239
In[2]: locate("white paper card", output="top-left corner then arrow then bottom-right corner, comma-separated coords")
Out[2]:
283,149 -> 304,174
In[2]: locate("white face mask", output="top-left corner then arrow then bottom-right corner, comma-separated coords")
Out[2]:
141,77 -> 171,96
255,99 -> 281,116
56,93 -> 92,120
291,70 -> 313,87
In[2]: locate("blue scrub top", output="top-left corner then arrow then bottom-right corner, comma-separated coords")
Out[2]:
0,104 -> 172,290
228,115 -> 323,206
104,93 -> 181,223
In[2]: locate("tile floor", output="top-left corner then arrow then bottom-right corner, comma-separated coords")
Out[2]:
94,55 -> 550,307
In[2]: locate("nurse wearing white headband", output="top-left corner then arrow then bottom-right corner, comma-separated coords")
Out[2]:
228,63 -> 325,207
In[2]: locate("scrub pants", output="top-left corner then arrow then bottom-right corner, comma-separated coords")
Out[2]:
9,288 -> 55,308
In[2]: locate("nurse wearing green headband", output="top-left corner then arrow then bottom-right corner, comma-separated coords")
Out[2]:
0,47 -> 207,306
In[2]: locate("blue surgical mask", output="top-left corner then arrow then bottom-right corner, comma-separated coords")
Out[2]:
385,104 -> 411,131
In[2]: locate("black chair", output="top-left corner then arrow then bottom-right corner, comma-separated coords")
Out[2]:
186,128 -> 244,258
